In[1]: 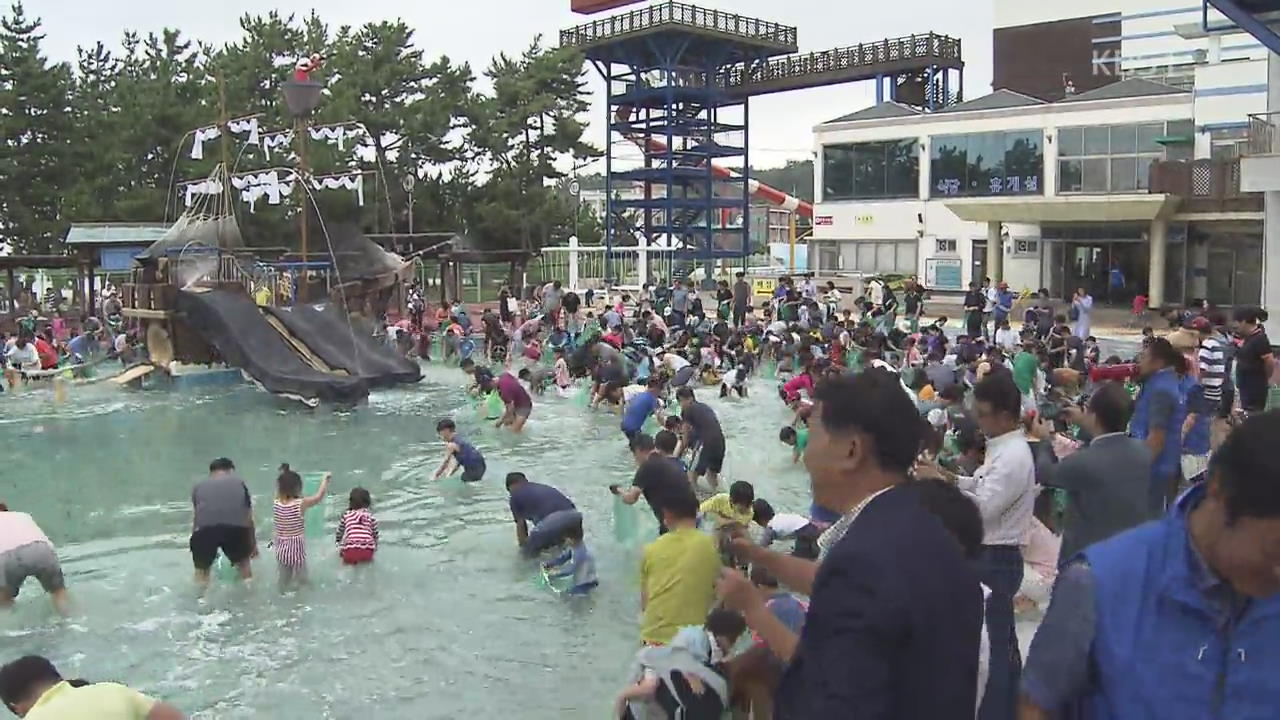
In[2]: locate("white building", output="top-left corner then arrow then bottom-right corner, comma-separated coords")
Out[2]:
811,1 -> 1269,311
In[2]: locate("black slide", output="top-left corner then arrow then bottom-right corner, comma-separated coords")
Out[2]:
265,304 -> 422,388
177,289 -> 371,404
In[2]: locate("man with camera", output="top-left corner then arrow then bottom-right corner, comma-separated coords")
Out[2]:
1027,382 -> 1154,563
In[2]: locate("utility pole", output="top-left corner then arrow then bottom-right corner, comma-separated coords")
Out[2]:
216,73 -> 234,234
295,116 -> 310,301
788,211 -> 797,274
283,60 -> 323,303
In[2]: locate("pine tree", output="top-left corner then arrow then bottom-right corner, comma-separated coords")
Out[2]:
0,2 -> 75,253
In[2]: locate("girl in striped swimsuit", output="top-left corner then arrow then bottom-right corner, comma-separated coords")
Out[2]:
336,487 -> 379,565
273,465 -> 330,588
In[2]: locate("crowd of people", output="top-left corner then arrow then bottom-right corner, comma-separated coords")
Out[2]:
3,267 -> 1279,719
2,286 -> 137,390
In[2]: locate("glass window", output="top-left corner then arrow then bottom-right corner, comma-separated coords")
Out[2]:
931,135 -> 968,197
967,132 -> 1003,195
1058,127 -> 1083,157
897,242 -> 918,274
1058,159 -> 1082,193
1137,124 -> 1164,153
823,140 -> 917,200
929,130 -> 1043,198
1004,131 -> 1043,194
1166,119 -> 1194,139
876,242 -> 896,271
1165,143 -> 1193,161
853,142 -> 887,197
1110,125 -> 1137,154
885,140 -> 919,197
1110,157 -> 1137,192
1084,127 -> 1110,155
856,242 -> 875,271
1058,122 -> 1179,194
1211,143 -> 1239,160
1081,158 -> 1108,192
1136,156 -> 1154,190
823,145 -> 855,200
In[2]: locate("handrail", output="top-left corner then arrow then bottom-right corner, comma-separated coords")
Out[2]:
722,33 -> 962,88
560,1 -> 798,50
1247,111 -> 1280,155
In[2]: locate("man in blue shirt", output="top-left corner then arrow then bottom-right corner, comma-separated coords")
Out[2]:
506,472 -> 581,557
993,281 -> 1015,330
1129,338 -> 1187,514
1020,411 -> 1280,720
621,377 -> 665,440
65,329 -> 97,363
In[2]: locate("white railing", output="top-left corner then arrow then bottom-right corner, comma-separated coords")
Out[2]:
537,236 -> 684,291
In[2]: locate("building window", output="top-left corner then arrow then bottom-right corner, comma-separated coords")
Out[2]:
1012,238 -> 1040,257
1209,126 -> 1249,160
1057,121 -> 1187,194
930,130 -> 1044,198
817,243 -> 841,272
936,238 -> 957,254
847,240 -> 917,275
822,139 -> 919,200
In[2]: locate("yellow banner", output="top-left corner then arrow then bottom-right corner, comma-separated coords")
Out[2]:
752,278 -> 776,297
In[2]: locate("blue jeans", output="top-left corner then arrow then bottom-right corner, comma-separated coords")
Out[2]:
523,510 -> 583,556
976,545 -> 1023,720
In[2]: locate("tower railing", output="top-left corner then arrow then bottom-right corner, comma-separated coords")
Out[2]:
560,1 -> 798,50
721,33 -> 962,89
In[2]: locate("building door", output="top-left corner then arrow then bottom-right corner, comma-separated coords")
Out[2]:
1207,243 -> 1264,307
971,241 -> 987,287
1234,241 -> 1263,308
1066,244 -> 1109,302
1207,249 -> 1235,306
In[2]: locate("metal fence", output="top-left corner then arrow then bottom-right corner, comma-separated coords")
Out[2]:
722,33 -> 962,88
1247,112 -> 1279,155
559,1 -> 798,51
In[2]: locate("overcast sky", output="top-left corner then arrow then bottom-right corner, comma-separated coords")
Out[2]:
28,0 -> 994,169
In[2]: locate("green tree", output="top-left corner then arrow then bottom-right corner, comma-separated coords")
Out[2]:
62,42 -> 123,222
465,38 -> 597,251
0,2 -> 74,253
111,29 -> 212,221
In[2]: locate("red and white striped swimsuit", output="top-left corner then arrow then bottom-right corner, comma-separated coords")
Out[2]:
336,509 -> 379,552
273,499 -> 307,569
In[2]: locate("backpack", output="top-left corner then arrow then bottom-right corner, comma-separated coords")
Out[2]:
881,283 -> 898,312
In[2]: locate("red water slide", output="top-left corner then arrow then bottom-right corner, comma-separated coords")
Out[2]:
613,105 -> 814,217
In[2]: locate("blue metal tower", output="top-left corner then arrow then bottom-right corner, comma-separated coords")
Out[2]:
560,2 -> 964,284
562,3 -> 796,284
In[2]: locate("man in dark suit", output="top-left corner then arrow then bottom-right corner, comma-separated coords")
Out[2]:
719,369 -> 984,719
1029,381 -> 1155,562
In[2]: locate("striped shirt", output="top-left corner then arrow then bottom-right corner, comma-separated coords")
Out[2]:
1197,336 -> 1226,403
273,499 -> 305,539
336,508 -> 379,551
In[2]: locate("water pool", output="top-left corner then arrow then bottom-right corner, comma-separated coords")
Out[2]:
0,363 -> 805,718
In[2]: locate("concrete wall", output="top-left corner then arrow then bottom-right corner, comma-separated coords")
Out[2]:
1194,59 -> 1268,147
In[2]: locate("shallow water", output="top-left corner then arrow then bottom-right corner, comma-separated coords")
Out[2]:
0,363 -> 804,718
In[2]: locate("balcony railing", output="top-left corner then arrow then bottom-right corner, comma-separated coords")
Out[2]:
560,1 -> 798,52
1247,112 -> 1280,155
1149,158 -> 1248,198
720,33 -> 962,90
